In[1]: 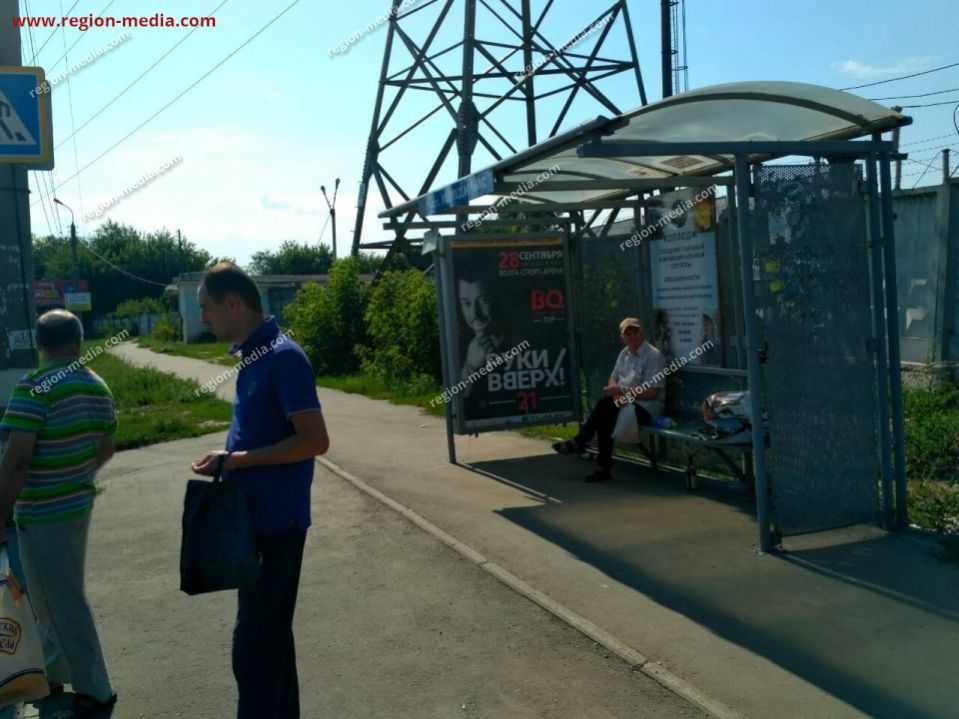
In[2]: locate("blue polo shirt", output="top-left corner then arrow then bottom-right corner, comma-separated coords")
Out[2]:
225,316 -> 320,533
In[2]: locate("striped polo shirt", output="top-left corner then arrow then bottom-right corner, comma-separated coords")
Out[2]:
0,356 -> 117,524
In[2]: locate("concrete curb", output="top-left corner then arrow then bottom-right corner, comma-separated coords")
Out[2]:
317,456 -> 744,719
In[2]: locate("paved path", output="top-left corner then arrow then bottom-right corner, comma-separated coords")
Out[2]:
108,342 -> 959,719
25,343 -> 705,719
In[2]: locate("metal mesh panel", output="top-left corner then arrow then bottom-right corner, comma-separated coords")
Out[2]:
753,164 -> 880,535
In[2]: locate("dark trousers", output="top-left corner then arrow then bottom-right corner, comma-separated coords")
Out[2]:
575,396 -> 652,469
234,530 -> 307,719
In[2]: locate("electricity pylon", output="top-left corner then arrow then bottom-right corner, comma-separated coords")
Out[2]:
351,0 -> 647,259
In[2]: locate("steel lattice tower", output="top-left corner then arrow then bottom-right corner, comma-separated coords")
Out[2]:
351,0 -> 647,257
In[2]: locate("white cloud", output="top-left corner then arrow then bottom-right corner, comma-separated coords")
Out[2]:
833,57 -> 936,79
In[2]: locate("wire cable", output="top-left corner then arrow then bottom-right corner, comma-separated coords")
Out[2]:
909,150 -> 942,189
81,243 -> 169,287
55,0 -> 231,151
59,0 -> 85,218
901,132 -> 958,148
841,61 -> 959,91
20,0 -> 61,237
45,0 -> 116,73
318,214 -> 331,245
28,0 -> 82,63
869,87 -> 959,101
43,0 -> 302,198
900,99 -> 959,108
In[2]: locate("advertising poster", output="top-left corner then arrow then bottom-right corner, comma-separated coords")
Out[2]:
34,280 -> 91,310
443,236 -> 578,434
648,188 -> 721,365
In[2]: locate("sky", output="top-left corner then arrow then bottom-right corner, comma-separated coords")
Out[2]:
11,0 -> 959,272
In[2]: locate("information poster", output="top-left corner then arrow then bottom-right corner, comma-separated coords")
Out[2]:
34,280 -> 91,310
648,188 -> 722,365
441,236 -> 578,434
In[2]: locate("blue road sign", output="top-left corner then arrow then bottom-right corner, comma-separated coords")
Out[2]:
420,168 -> 495,215
0,66 -> 53,170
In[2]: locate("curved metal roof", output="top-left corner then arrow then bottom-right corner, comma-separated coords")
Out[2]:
382,81 -> 911,217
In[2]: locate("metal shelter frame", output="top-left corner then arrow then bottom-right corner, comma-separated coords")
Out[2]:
381,84 -> 912,552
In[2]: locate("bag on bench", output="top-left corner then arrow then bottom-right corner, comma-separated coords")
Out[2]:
612,404 -> 641,443
700,390 -> 751,438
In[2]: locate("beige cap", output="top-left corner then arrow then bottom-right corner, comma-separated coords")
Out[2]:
619,317 -> 643,333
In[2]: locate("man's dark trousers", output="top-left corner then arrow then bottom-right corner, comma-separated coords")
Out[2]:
575,396 -> 652,469
233,530 -> 307,719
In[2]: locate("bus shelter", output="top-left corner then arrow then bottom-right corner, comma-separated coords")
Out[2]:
379,82 -> 911,552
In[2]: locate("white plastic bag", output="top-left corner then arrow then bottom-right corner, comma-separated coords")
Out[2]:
0,548 -> 48,706
612,404 -> 640,444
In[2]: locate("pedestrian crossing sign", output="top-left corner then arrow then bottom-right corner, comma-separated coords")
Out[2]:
0,67 -> 53,170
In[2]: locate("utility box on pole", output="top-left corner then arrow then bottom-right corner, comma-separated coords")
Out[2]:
0,0 -> 55,408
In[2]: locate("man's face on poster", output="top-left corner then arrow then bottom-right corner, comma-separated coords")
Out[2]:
459,279 -> 494,335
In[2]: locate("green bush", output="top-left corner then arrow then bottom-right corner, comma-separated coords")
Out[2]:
115,296 -> 166,317
903,383 -> 959,483
903,381 -> 959,543
151,315 -> 181,342
90,320 -> 136,339
284,256 -> 366,376
358,269 -> 440,386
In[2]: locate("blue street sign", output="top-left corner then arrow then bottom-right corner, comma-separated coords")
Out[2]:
0,66 -> 54,170
420,168 -> 495,215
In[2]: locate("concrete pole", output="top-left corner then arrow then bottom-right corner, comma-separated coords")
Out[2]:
0,0 -> 39,409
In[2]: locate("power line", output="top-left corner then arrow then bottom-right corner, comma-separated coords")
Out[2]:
55,0 -> 231,151
841,60 -> 959,91
20,0 -> 62,237
901,99 -> 959,108
59,0 -> 85,219
869,86 -> 959,101
81,243 -> 169,287
43,1 -> 301,198
28,0 -> 81,62
900,132 -> 958,148
907,144 -> 959,161
45,0 -> 115,73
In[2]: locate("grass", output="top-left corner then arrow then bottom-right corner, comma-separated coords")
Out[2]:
85,344 -> 233,450
315,374 -> 446,417
314,373 -> 580,442
137,337 -> 236,367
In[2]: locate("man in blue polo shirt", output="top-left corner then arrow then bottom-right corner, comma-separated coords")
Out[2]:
190,263 -> 329,719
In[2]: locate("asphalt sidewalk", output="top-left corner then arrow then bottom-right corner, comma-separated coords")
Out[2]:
110,342 -> 959,719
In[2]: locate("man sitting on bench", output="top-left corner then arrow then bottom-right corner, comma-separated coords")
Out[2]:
552,317 -> 666,483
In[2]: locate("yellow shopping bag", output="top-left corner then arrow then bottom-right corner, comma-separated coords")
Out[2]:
0,548 -> 48,705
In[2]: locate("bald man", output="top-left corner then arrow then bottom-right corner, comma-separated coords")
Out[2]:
0,310 -> 117,717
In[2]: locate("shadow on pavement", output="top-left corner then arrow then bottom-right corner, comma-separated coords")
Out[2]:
469,453 -> 958,719
26,691 -> 115,719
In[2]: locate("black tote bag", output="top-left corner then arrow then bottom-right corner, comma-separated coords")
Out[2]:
180,456 -> 260,595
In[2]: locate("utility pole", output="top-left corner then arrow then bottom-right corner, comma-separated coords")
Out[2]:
177,228 -> 184,277
943,148 -> 951,185
660,0 -> 673,98
53,198 -> 78,281
0,0 -> 39,406
320,178 -> 340,261
891,107 -> 902,191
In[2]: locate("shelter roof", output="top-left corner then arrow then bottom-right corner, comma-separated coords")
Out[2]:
380,81 -> 910,217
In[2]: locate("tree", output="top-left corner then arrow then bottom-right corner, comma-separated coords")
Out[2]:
283,257 -> 367,376
248,241 -> 333,275
32,221 -> 213,314
358,269 -> 440,384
